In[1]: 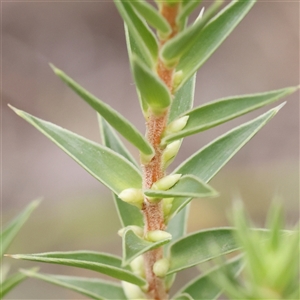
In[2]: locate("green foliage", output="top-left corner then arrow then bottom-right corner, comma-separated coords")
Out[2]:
114,0 -> 158,67
174,257 -> 242,300
210,203 -> 299,299
174,0 -> 257,89
163,86 -> 297,144
10,105 -> 142,195
21,269 -> 127,300
51,65 -> 154,156
132,55 -> 171,115
9,251 -> 146,286
122,229 -> 172,267
8,0 -> 298,299
1,201 -> 39,297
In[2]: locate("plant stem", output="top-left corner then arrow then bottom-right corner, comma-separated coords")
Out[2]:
141,3 -> 180,299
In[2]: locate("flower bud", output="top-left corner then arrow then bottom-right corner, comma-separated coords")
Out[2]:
165,116 -> 189,135
118,225 -> 143,238
146,230 -> 172,242
163,198 -> 174,216
130,255 -> 145,278
162,140 -> 182,168
152,174 -> 181,191
122,281 -> 147,299
118,188 -> 144,209
172,70 -> 183,91
153,258 -> 170,278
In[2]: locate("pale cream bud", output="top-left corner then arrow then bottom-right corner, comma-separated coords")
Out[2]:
130,255 -> 145,278
153,258 -> 170,278
118,188 -> 144,209
163,198 -> 174,216
152,174 -> 182,191
121,281 -> 147,299
162,140 -> 182,168
165,116 -> 189,135
172,70 -> 183,90
145,230 -> 172,242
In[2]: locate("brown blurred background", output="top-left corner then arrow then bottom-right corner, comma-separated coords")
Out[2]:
2,1 -> 299,299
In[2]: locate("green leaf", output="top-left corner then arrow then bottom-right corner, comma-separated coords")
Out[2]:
1,200 -> 40,258
132,56 -> 171,115
125,25 -> 150,116
51,65 -> 154,157
176,0 -> 256,89
166,105 -> 283,220
174,257 -> 243,300
0,270 -> 30,298
166,206 -> 189,244
174,104 -> 284,184
98,116 -> 138,168
122,229 -> 171,266
168,74 -> 196,123
8,251 -> 146,286
20,270 -> 127,300
98,116 -> 143,227
163,86 -> 298,144
144,175 -> 218,198
162,0 -> 222,65
112,194 -> 143,228
114,0 -> 158,66
10,106 -> 142,195
167,228 -> 238,274
130,0 -> 171,35
177,0 -> 204,25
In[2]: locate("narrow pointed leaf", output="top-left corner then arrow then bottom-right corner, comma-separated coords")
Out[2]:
10,106 -> 142,195
163,87 -> 297,143
174,257 -> 243,300
114,0 -> 158,66
1,200 -> 40,258
162,1 -> 222,65
177,0 -> 203,25
98,116 -> 143,227
167,105 -> 283,220
112,194 -> 143,228
130,0 -> 171,35
174,104 -> 284,183
125,25 -> 149,114
166,207 -> 189,243
0,271 -> 29,298
176,0 -> 256,89
144,175 -> 218,199
122,229 -> 171,266
168,74 -> 196,123
8,251 -> 146,286
168,228 -> 238,274
51,65 -> 154,156
21,270 -> 127,300
98,116 -> 138,168
132,56 -> 171,114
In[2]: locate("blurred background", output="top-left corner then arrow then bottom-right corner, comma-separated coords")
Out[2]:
2,0 -> 299,299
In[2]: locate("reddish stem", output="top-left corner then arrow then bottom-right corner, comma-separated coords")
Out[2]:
141,3 -> 180,299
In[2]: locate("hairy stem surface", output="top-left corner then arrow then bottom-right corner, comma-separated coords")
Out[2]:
141,3 -> 180,299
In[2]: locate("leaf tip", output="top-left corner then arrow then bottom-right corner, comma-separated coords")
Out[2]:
273,101 -> 286,113
8,104 -> 20,114
4,254 -> 21,259
49,63 -> 64,78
